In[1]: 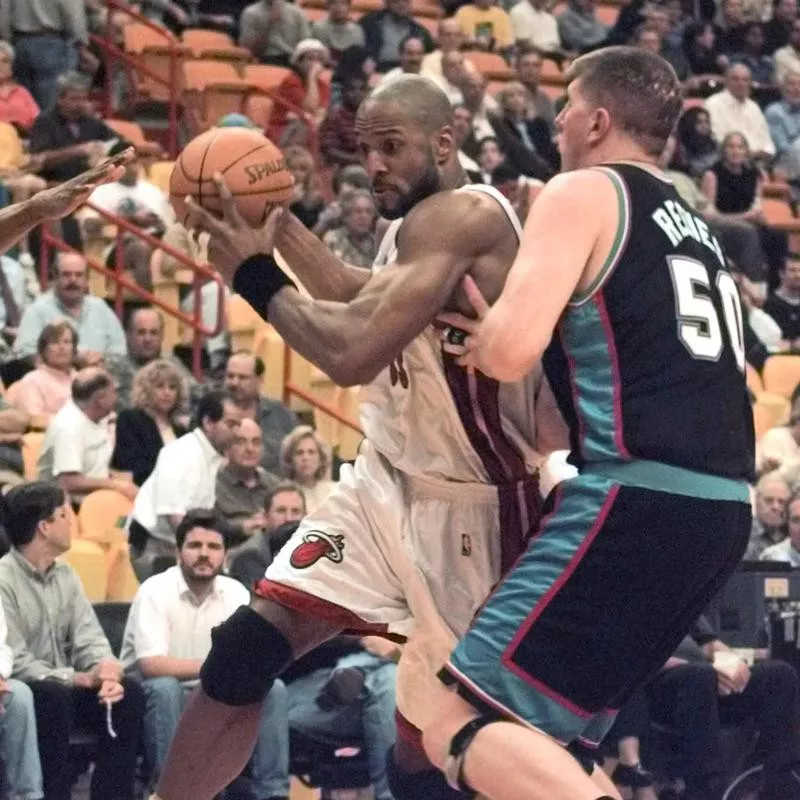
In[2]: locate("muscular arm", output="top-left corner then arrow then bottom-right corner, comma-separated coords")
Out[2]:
275,213 -> 372,302
0,197 -> 52,258
266,192 -> 509,386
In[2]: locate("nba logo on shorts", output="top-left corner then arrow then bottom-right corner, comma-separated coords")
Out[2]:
289,531 -> 345,569
461,534 -> 472,557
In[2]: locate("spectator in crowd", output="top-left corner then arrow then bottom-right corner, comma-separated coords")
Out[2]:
107,307 -> 198,413
647,615 -> 800,799
643,7 -> 690,79
14,252 -> 127,362
460,67 -> 499,141
0,396 -> 27,488
239,0 -> 310,67
766,0 -> 799,53
513,46 -> 557,131
128,390 -> 246,578
379,34 -> 425,83
0,254 -> 30,356
746,471 -> 790,557
764,258 -> 800,342
312,0 -> 365,62
229,482 -> 306,586
0,0 -> 92,112
358,0 -> 433,72
454,0 -> 514,55
312,164 -> 371,237
731,21 -> 775,84
767,71 -> 800,181
224,351 -> 298,473
674,107 -> 721,177
761,491 -> 800,563
452,103 -> 482,181
557,0 -> 609,53
37,367 -> 136,504
28,73 -> 121,185
717,0 -> 750,54
111,359 -> 188,487
285,144 -> 326,229
280,426 -> 335,513
0,482 -> 145,800
426,50 -> 466,105
0,42 -> 39,133
509,0 -> 561,54
759,394 -> 800,475
322,188 -> 377,269
329,45 -> 376,108
216,417 -> 278,546
477,135 -> 505,183
0,598 -> 42,800
267,39 -> 330,148
179,274 -> 231,376
775,15 -> 800,81
705,64 -> 776,162
321,72 -> 368,166
421,19 -> 468,82
13,321 -> 76,424
682,22 -> 728,82
120,509 -> 290,797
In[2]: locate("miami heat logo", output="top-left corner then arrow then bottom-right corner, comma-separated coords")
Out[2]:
289,531 -> 345,569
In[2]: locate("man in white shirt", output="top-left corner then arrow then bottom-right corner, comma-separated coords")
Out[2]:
0,600 -> 43,800
509,0 -> 561,54
121,509 -> 290,799
762,493 -> 800,565
775,18 -> 800,84
420,18 -> 469,81
426,50 -> 466,104
377,35 -> 425,84
128,389 -> 247,578
37,367 -> 137,504
705,63 -> 776,162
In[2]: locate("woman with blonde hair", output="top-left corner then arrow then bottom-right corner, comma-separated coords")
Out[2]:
280,425 -> 336,513
110,359 -> 187,486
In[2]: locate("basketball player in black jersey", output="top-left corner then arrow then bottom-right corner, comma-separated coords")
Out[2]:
430,47 -> 778,800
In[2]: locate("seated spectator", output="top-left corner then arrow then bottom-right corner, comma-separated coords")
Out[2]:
644,5 -> 690,78
14,252 -> 127,362
460,67 -> 499,142
312,164 -> 371,237
320,72 -> 367,167
509,0 -> 561,54
85,152 -> 175,292
421,19 -> 469,83
224,351 -> 299,473
0,395 -> 27,489
239,0 -> 310,67
128,390 -> 245,577
37,367 -> 136,504
358,0 -> 433,72
216,418 -> 279,545
378,35 -> 425,84
13,321 -> 76,424
775,17 -> 800,82
745,472 -> 790,557
557,0 -> 609,53
491,162 -> 539,223
120,509 -> 290,797
229,482 -> 306,586
107,307 -> 198,413
28,73 -> 122,185
647,614 -> 800,799
0,482 -> 145,800
280,426 -> 336,513
322,189 -> 377,269
477,135 -> 505,183
110,359 -> 188,487
675,107 -> 721,177
267,39 -> 331,148
453,104 -> 482,181
312,0 -> 366,62
0,598 -> 42,800
731,21 -> 775,84
717,0 -> 750,54
766,0 -> 798,54
705,64 -> 776,162
514,46 -> 557,132
285,145 -> 326,229
767,70 -> 800,181
683,22 -> 728,84
764,258 -> 800,343
329,46 -> 376,109
0,253 -> 29,354
760,391 -> 800,473
454,0 -> 514,55
426,50 -> 467,105
761,491 -> 800,562
0,43 -> 39,133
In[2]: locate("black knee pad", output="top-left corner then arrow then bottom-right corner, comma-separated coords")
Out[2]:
386,746 -> 470,800
201,606 -> 293,706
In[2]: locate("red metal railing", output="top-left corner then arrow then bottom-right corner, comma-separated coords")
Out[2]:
40,203 -> 226,378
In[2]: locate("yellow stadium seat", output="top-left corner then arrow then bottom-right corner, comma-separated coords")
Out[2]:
338,386 -> 363,461
754,391 -> 791,428
253,325 -> 286,401
147,160 -> 175,193
21,432 -> 43,481
62,539 -> 109,602
78,490 -> 134,543
227,294 -> 267,352
746,362 -> 764,396
0,122 -> 24,170
754,401 -> 774,441
763,355 -> 800,398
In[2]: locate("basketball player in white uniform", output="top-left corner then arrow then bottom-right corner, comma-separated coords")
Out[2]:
151,75 -> 573,800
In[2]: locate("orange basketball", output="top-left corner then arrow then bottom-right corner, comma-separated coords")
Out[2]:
169,127 -> 294,228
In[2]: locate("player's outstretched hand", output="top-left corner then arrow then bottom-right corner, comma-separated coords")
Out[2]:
185,174 -> 286,287
437,274 -> 491,372
31,148 -> 135,221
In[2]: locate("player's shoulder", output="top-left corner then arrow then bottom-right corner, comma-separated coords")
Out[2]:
405,187 -> 512,237
540,168 -> 620,200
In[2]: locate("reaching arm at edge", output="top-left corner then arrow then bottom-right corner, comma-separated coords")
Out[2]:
0,198 -> 50,259
474,170 -> 611,382
266,192 -> 507,386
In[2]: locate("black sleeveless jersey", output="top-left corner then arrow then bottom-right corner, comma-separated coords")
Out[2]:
542,163 -> 755,481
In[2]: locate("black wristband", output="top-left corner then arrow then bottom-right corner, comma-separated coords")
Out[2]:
232,253 -> 297,321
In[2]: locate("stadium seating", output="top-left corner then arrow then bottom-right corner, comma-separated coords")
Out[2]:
763,355 -> 800,399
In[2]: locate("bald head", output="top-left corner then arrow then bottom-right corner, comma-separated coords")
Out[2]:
726,62 -> 752,100
363,75 -> 453,134
228,416 -> 264,468
127,307 -> 164,363
72,367 -> 117,420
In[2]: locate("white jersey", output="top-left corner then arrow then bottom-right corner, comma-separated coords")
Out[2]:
359,184 -> 544,486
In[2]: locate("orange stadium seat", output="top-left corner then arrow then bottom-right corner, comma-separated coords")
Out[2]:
245,64 -> 292,93
181,28 -> 235,53
183,60 -> 251,126
137,43 -> 192,102
468,51 -> 514,80
105,118 -> 163,156
595,4 -> 620,25
416,16 -> 439,37
763,355 -> 800,398
746,362 -> 764,396
540,57 -> 568,86
194,46 -> 252,73
753,401 -> 774,440
753,391 -> 791,429
352,0 -> 384,12
183,59 -> 241,89
764,180 -> 792,200
147,160 -> 175,192
763,197 -> 799,230
123,21 -> 176,54
21,432 -> 43,481
302,7 -> 329,22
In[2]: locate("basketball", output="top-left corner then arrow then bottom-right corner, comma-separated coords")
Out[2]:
169,127 -> 295,228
